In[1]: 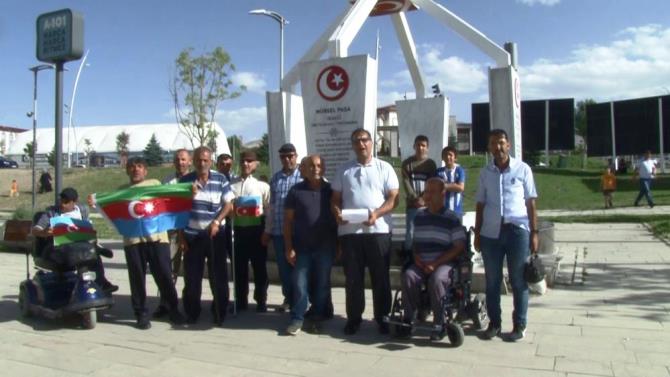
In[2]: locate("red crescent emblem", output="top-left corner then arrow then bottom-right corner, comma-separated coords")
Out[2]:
317,65 -> 349,101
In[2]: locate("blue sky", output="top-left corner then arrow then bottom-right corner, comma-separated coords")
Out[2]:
1,0 -> 669,142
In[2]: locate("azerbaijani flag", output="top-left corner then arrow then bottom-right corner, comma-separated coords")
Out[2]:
234,195 -> 262,227
50,216 -> 97,246
93,183 -> 192,238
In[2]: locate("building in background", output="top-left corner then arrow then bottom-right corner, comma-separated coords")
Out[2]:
5,123 -> 230,168
0,125 -> 28,156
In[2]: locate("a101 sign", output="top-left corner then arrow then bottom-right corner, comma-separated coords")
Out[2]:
36,9 -> 84,63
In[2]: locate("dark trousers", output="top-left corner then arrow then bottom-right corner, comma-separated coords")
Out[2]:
340,233 -> 392,324
123,242 -> 179,319
233,225 -> 268,305
182,232 -> 229,321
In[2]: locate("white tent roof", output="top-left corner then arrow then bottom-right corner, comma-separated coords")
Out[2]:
6,123 -> 230,156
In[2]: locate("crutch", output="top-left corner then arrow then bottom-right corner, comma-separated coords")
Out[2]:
210,232 -> 221,324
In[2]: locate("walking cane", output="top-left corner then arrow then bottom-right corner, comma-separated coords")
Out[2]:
209,232 -> 221,324
230,215 -> 237,317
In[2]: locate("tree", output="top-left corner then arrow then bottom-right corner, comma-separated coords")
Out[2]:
0,139 -> 6,155
116,131 -> 130,154
23,141 -> 36,169
575,99 -> 596,169
575,99 -> 596,142
254,133 -> 270,165
171,46 -> 246,149
227,135 -> 242,158
47,146 -> 56,167
143,134 -> 164,166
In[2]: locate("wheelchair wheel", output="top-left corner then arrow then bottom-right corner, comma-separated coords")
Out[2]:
18,284 -> 32,318
446,322 -> 464,347
469,293 -> 488,330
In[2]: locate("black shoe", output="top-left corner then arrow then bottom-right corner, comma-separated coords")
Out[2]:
482,323 -> 501,340
168,310 -> 186,325
276,298 -> 290,313
97,247 -> 114,258
378,322 -> 390,335
101,281 -> 119,294
153,305 -> 169,319
506,324 -> 526,342
256,302 -> 267,313
136,316 -> 151,330
343,319 -> 361,335
185,316 -> 198,325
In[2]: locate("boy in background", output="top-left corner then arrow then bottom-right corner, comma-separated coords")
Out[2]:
436,146 -> 465,218
601,166 -> 616,209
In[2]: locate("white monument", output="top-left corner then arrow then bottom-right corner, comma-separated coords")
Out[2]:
265,0 -> 522,175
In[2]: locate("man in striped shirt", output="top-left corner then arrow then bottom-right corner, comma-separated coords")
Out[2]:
400,177 -> 466,340
436,146 -> 465,218
179,146 -> 235,325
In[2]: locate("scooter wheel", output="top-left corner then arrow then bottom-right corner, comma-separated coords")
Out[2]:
81,311 -> 97,329
18,284 -> 32,318
446,322 -> 464,347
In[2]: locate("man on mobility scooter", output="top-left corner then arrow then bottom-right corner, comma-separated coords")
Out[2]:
19,187 -> 117,329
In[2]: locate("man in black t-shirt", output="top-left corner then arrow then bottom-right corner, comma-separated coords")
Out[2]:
283,155 -> 337,335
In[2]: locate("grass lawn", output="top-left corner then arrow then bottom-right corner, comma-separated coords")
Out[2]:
2,156 -> 668,239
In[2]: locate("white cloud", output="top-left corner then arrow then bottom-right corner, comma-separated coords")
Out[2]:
377,90 -> 415,107
216,106 -> 267,141
520,24 -> 670,101
232,72 -> 267,94
380,44 -> 487,97
517,0 -> 560,6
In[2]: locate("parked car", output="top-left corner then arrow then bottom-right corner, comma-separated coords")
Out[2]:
0,156 -> 19,168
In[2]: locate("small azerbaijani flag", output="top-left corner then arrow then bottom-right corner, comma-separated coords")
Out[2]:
93,183 -> 192,238
50,216 -> 97,246
234,195 -> 262,227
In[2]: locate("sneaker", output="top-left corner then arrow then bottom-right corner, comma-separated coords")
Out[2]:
152,305 -> 169,319
277,298 -> 290,313
430,325 -> 446,341
343,319 -> 361,335
507,324 -> 526,342
482,323 -> 501,340
168,310 -> 186,325
136,316 -> 151,330
256,302 -> 268,313
286,320 -> 303,335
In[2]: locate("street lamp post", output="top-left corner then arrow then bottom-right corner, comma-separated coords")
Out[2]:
249,9 -> 289,91
67,49 -> 90,168
28,64 -> 54,214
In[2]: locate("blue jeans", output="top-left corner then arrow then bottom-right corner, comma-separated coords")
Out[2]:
273,236 -> 293,304
480,225 -> 530,328
290,246 -> 334,322
635,178 -> 654,206
404,207 -> 419,251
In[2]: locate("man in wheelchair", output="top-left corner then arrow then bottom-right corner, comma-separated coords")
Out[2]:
31,187 -> 118,293
399,177 -> 466,340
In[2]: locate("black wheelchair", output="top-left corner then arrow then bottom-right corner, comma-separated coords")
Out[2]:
385,227 -> 488,347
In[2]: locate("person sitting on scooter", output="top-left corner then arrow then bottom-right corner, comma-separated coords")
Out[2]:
31,187 -> 118,293
399,177 -> 466,340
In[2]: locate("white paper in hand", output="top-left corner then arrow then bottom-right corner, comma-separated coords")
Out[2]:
341,209 -> 369,224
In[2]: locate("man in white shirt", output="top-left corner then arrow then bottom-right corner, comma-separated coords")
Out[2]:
633,150 -> 656,208
331,128 -> 399,335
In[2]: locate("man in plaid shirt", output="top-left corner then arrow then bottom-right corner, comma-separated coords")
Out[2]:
263,143 -> 302,312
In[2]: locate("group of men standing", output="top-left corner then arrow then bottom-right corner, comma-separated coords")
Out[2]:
78,126 -> 538,343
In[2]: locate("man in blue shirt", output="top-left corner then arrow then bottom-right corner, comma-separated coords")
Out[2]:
436,146 -> 465,218
265,143 -> 302,312
474,129 -> 538,342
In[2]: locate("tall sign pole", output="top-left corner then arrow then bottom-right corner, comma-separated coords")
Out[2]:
36,8 -> 84,205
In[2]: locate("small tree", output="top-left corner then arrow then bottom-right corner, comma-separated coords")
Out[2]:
23,141 -> 36,169
255,133 -> 270,165
0,139 -> 6,155
170,46 -> 246,149
83,138 -> 95,168
227,135 -> 242,158
116,131 -> 130,168
575,99 -> 596,169
47,146 -> 56,167
143,134 -> 164,166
